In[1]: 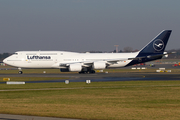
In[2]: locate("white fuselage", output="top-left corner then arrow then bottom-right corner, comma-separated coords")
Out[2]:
3,51 -> 139,69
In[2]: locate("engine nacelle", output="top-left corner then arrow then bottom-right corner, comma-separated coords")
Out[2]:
93,62 -> 106,69
68,64 -> 82,72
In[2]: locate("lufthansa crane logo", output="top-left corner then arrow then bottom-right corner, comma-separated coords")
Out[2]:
153,39 -> 164,51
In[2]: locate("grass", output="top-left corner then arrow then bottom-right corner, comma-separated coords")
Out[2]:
1,81 -> 180,120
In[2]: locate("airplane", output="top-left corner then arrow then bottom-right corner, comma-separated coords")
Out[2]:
3,30 -> 172,74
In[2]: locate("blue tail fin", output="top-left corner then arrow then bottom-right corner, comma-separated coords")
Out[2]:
139,30 -> 172,55
126,30 -> 172,66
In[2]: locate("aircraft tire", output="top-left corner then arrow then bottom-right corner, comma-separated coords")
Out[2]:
79,70 -> 95,74
89,70 -> 95,74
79,71 -> 85,74
18,71 -> 23,74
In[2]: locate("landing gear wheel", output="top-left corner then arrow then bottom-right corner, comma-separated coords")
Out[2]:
79,70 -> 95,74
90,70 -> 95,74
79,71 -> 85,74
18,71 -> 23,74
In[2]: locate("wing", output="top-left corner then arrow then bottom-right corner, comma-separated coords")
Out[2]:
59,58 -> 130,68
59,52 -> 176,70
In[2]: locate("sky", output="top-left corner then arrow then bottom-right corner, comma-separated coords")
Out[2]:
0,0 -> 179,53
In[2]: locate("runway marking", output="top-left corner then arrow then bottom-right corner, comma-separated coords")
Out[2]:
1,84 -> 180,92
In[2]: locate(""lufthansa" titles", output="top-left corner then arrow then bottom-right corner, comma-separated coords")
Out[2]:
27,56 -> 51,59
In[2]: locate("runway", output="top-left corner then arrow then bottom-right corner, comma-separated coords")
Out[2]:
1,72 -> 180,84
1,62 -> 180,84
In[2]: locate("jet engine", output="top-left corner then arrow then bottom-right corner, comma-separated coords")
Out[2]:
93,62 -> 106,69
68,63 -> 82,72
60,64 -> 82,72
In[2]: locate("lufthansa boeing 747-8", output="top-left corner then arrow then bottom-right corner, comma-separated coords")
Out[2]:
3,30 -> 172,74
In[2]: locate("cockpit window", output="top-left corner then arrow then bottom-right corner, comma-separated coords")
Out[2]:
13,53 -> 18,55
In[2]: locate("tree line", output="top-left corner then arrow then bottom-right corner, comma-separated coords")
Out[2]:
0,53 -> 11,61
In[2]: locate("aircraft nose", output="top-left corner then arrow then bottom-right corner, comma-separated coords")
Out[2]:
3,57 -> 12,66
3,56 -> 16,67
3,58 -> 7,64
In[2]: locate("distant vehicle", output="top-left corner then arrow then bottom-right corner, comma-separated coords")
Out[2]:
172,62 -> 180,67
140,63 -> 146,66
3,30 -> 172,74
150,64 -> 155,67
133,63 -> 146,66
172,64 -> 179,67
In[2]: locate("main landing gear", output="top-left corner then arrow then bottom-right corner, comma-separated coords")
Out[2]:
79,70 -> 95,74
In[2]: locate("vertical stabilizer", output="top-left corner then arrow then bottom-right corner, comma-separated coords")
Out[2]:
139,30 -> 172,55
126,30 -> 172,66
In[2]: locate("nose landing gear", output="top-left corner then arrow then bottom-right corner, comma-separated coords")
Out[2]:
18,68 -> 23,74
